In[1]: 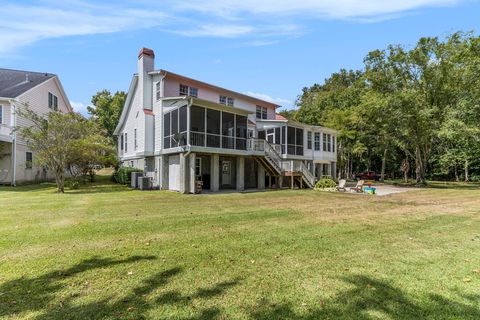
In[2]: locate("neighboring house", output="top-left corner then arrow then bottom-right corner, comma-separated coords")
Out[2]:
0,68 -> 72,185
114,48 -> 337,193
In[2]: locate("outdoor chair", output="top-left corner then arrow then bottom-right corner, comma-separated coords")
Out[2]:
350,180 -> 365,193
336,179 -> 347,192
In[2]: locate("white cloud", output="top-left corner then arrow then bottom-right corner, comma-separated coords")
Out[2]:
70,101 -> 89,116
243,91 -> 293,106
0,3 -> 167,55
0,0 -> 467,55
172,24 -> 254,38
172,0 -> 462,20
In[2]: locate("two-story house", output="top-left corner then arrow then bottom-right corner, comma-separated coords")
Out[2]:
0,68 -> 72,185
114,48 -> 337,193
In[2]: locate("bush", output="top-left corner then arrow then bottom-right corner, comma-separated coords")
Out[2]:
314,178 -> 337,190
113,167 -> 143,185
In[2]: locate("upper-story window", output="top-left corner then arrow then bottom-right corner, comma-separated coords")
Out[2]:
179,84 -> 198,97
256,105 -> 267,119
124,133 -> 128,153
323,133 -> 332,152
156,82 -> 161,101
189,87 -> 198,98
219,95 -> 234,107
0,105 -> 3,124
314,132 -> 320,151
48,92 -> 58,111
120,134 -> 124,152
307,131 -> 312,149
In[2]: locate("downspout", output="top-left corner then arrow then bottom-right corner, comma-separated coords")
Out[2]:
10,99 -> 17,186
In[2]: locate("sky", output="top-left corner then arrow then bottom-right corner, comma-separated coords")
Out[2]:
1,0 -> 479,116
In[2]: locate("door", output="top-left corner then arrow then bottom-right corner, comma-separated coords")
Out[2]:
221,160 -> 231,185
168,155 -> 180,191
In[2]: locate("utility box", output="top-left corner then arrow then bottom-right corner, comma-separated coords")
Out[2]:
131,172 -> 143,189
138,176 -> 153,190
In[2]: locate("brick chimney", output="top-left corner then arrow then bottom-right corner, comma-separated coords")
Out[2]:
138,48 -> 155,110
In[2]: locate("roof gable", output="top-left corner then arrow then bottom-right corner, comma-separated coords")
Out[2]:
0,68 -> 56,98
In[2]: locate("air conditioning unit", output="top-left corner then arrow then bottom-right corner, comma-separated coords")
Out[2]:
131,172 -> 143,189
138,176 -> 153,190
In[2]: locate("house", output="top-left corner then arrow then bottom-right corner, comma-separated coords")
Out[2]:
0,68 -> 72,185
114,48 -> 337,193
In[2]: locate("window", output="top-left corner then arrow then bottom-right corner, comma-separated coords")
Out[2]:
156,82 -> 161,101
120,133 -> 124,151
307,131 -> 312,149
256,105 -> 268,119
25,152 -> 33,169
0,105 -> 3,124
189,87 -> 198,98
323,133 -> 329,152
134,129 -> 137,150
179,84 -> 189,96
227,97 -> 234,107
48,92 -> 58,110
219,95 -> 227,105
327,134 -> 332,152
124,133 -> 128,152
332,136 -> 336,152
179,84 -> 198,97
314,133 -> 320,151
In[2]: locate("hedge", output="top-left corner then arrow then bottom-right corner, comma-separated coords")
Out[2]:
113,167 -> 143,185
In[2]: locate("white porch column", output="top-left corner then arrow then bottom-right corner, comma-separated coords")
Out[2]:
188,153 -> 196,193
331,162 -> 337,180
179,153 -> 187,193
257,164 -> 265,189
211,154 -> 219,192
160,155 -> 169,190
236,157 -> 245,191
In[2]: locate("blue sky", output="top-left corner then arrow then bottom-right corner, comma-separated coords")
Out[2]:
1,0 -> 479,116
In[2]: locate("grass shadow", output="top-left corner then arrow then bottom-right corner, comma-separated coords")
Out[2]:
250,275 -> 480,319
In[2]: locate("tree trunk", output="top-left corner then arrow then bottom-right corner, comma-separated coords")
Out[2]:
454,164 -> 459,182
415,146 -> 426,186
55,169 -> 65,193
464,160 -> 469,182
380,147 -> 388,182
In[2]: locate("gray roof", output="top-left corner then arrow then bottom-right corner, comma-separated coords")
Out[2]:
0,68 -> 56,98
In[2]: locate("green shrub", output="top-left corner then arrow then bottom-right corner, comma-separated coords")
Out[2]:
113,167 -> 143,185
314,178 -> 337,190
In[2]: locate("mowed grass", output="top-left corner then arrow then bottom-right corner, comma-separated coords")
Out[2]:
1,175 -> 479,319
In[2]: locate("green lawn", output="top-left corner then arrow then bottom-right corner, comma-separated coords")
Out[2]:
1,175 -> 479,319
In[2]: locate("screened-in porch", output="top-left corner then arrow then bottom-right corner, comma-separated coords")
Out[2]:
162,104 -> 248,151
257,125 -> 304,156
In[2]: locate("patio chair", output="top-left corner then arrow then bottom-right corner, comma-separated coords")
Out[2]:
336,179 -> 347,192
350,180 -> 365,193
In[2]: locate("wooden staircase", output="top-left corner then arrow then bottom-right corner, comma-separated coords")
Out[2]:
250,139 -> 315,189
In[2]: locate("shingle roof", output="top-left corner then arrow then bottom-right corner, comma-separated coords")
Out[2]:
0,68 -> 56,98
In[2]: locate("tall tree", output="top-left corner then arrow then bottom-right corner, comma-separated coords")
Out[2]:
19,109 -> 116,193
87,90 -> 126,139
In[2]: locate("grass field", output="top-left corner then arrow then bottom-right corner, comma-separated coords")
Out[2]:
1,174 -> 479,319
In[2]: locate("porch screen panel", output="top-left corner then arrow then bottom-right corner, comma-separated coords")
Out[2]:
222,112 -> 235,149
296,128 -> 304,156
190,106 -> 205,146
171,109 -> 179,147
275,127 -> 281,145
163,113 -> 171,149
258,130 -> 265,140
235,115 -> 247,150
207,109 -> 220,148
281,126 -> 286,154
179,106 -> 187,146
287,126 -> 296,155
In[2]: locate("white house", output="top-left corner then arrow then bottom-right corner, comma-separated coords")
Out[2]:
114,48 -> 337,193
0,68 -> 72,185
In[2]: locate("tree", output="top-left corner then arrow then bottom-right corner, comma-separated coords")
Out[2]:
87,90 -> 126,139
18,109 -> 116,193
